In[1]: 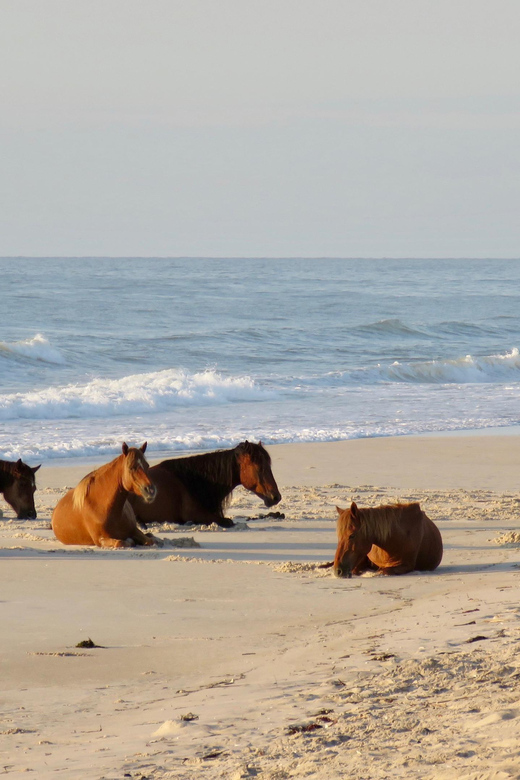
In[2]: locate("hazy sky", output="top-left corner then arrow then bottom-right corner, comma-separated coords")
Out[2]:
1,0 -> 519,257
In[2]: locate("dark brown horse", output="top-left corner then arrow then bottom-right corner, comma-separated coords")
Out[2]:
0,458 -> 41,519
52,443 -> 158,547
129,441 -> 281,528
334,501 -> 443,577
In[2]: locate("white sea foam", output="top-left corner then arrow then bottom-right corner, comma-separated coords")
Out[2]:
3,367 -> 520,462
0,333 -> 66,365
0,413 -> 516,462
0,368 -> 272,421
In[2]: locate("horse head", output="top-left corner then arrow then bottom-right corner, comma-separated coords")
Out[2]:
121,442 -> 157,503
334,502 -> 371,578
236,441 -> 281,507
3,460 -> 41,519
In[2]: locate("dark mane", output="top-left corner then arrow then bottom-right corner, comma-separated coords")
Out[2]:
0,459 -> 18,475
0,459 -> 20,489
158,442 -> 269,516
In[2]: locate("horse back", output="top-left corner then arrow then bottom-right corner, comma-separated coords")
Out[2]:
52,486 -> 144,546
52,489 -> 96,545
399,503 -> 443,570
369,503 -> 443,572
415,510 -> 443,570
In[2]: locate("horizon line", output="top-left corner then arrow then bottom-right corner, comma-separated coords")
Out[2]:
1,255 -> 520,261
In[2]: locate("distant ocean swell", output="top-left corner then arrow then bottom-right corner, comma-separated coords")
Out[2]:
351,348 -> 520,385
351,317 -> 516,339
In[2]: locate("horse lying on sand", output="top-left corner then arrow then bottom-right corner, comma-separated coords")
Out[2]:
0,458 -> 41,519
129,441 -> 281,528
334,501 -> 443,577
52,443 -> 158,547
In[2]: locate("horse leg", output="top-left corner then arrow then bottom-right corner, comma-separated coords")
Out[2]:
97,536 -> 132,548
121,501 -> 160,546
216,516 -> 234,528
131,527 -> 160,546
181,491 -> 233,527
88,515 -> 135,548
352,556 -> 376,575
378,562 -> 415,575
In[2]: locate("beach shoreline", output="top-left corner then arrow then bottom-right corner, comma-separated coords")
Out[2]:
36,428 -> 520,492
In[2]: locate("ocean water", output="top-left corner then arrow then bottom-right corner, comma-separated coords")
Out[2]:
2,257 -> 520,463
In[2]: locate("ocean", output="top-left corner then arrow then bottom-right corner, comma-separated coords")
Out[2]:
2,257 -> 520,463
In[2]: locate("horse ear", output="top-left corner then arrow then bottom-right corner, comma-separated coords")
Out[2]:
122,442 -> 129,456
140,442 -> 147,454
16,458 -> 23,467
336,506 -> 344,515
32,465 -> 41,473
350,501 -> 359,517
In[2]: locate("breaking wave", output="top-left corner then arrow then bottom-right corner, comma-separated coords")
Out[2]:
0,368 -> 273,421
351,349 -> 520,385
0,333 -> 66,365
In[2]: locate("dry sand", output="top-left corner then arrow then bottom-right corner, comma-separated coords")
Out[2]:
2,435 -> 520,779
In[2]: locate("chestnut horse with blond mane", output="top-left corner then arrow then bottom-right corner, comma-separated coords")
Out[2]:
52,443 -> 157,547
129,441 -> 281,528
334,501 -> 443,577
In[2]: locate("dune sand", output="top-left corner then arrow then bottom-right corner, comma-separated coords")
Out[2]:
2,435 -> 520,779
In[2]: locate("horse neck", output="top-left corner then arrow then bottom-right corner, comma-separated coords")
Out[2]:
196,448 -> 240,498
88,456 -> 128,515
167,448 -> 240,514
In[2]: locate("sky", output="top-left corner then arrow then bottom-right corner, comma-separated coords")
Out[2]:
0,0 -> 519,258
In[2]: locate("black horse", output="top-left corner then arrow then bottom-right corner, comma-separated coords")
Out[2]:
129,441 -> 281,527
0,458 -> 41,519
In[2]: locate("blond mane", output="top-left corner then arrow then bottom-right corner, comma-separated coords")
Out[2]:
72,457 -> 121,511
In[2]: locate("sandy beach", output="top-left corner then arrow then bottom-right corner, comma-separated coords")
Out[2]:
3,434 -> 520,779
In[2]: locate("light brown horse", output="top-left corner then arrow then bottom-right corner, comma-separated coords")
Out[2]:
334,501 -> 443,577
52,443 -> 158,547
0,458 -> 41,519
129,441 -> 281,528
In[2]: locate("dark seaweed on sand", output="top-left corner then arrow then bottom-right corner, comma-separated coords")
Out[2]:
75,638 -> 104,648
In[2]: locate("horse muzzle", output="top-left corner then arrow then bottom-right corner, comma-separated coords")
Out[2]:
334,565 -> 352,579
141,484 -> 157,503
18,509 -> 37,520
263,490 -> 282,507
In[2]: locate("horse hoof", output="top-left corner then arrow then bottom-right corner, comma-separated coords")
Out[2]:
218,518 -> 235,528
